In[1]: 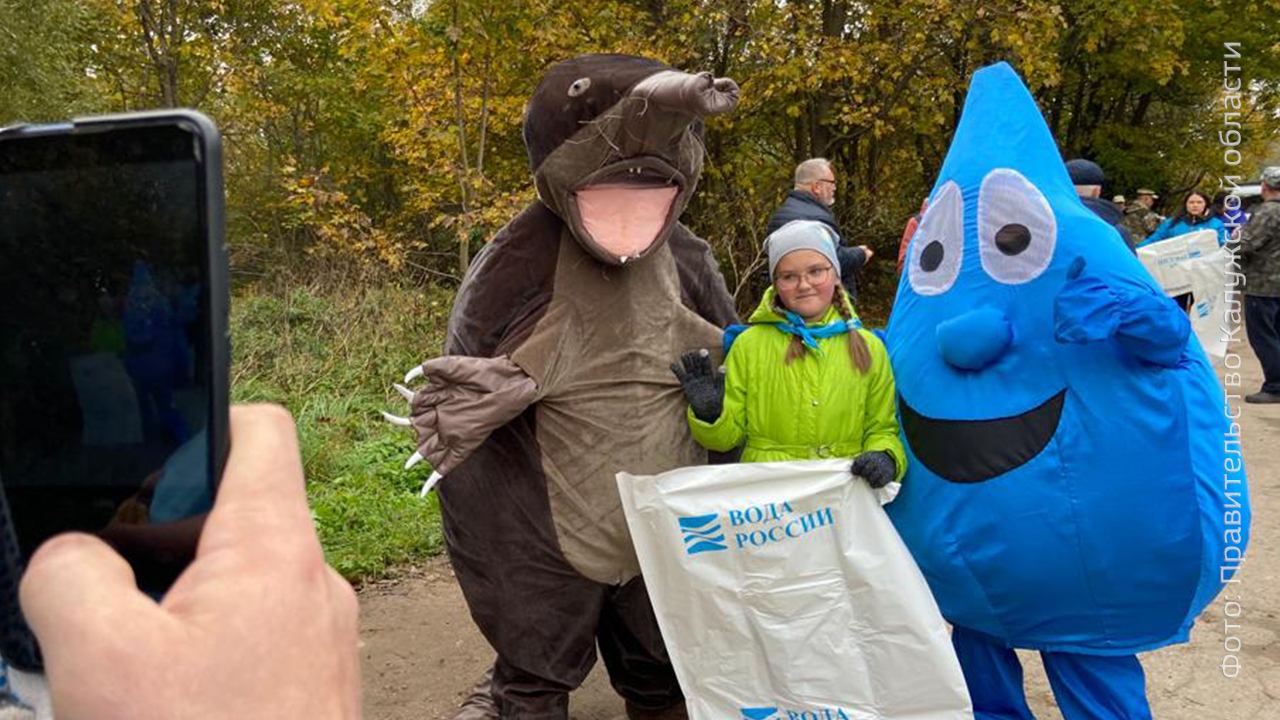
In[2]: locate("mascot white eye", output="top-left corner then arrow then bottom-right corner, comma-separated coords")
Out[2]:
977,169 -> 1056,284
567,77 -> 591,97
909,180 -> 964,296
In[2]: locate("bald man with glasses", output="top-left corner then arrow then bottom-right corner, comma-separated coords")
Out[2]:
765,158 -> 872,303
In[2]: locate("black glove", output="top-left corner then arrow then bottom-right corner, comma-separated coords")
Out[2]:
850,451 -> 896,489
670,349 -> 725,423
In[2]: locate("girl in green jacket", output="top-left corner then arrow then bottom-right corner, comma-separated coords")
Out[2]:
672,220 -> 907,487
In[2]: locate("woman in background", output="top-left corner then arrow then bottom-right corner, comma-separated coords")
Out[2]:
1139,191 -> 1228,247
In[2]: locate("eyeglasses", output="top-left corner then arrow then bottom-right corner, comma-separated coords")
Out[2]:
815,178 -> 836,187
775,265 -> 833,290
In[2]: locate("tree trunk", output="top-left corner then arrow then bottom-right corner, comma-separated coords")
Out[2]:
134,0 -> 185,107
1065,73 -> 1088,153
451,0 -> 472,276
1130,91 -> 1154,127
476,51 -> 491,180
808,0 -> 847,158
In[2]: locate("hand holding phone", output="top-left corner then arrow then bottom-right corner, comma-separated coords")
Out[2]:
20,405 -> 362,720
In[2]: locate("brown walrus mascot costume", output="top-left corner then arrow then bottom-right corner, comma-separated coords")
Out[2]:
389,54 -> 739,719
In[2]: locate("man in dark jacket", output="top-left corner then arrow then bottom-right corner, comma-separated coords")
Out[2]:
1066,159 -> 1136,253
765,158 -> 871,302
1237,166 -> 1280,403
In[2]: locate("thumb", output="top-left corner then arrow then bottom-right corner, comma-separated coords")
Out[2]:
20,533 -> 164,658
1067,256 -> 1087,280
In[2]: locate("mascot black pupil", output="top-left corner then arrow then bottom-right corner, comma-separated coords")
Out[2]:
996,223 -> 1031,255
921,240 -> 945,272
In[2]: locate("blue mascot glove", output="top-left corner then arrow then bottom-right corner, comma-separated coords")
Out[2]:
1054,256 -> 1190,367
850,450 -> 896,489
1053,256 -> 1122,343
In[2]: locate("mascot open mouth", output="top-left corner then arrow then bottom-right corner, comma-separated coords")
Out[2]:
899,390 -> 1066,483
573,160 -> 681,263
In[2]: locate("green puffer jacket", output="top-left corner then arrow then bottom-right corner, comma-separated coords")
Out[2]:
689,288 -> 907,481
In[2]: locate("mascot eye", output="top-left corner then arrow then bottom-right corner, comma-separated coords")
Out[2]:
567,77 -> 591,97
978,169 -> 1056,284
908,180 -> 964,296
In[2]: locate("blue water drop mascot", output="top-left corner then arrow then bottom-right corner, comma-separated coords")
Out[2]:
884,62 -> 1250,719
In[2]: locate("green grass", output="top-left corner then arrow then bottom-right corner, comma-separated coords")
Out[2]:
229,279 -> 455,583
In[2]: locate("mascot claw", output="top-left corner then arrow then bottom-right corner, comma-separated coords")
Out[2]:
381,410 -> 410,426
420,470 -> 443,497
384,367 -> 444,494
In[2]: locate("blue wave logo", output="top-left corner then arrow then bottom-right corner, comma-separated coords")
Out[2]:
741,708 -> 778,720
678,513 -> 727,555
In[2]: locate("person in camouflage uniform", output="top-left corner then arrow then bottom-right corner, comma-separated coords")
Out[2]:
1121,188 -> 1162,242
1238,167 -> 1280,403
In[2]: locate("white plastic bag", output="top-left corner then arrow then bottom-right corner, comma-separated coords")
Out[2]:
1136,229 -> 1219,297
1184,247 -> 1229,361
2,661 -> 50,720
1136,231 -> 1231,361
617,459 -> 972,720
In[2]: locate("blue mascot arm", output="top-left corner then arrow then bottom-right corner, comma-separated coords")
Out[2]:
1053,256 -> 1190,367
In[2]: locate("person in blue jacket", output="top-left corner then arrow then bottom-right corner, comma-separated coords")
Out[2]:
887,63 -> 1249,719
1213,189 -> 1250,240
1138,190 -> 1229,246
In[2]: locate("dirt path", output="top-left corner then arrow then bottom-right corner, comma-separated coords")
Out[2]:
360,347 -> 1280,720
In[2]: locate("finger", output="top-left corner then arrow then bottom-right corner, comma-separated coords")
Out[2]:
421,427 -> 446,463
670,362 -> 687,383
324,567 -> 364,716
679,352 -> 695,376
694,349 -> 711,377
1067,256 -> 1086,280
198,405 -> 316,562
325,565 -> 360,633
20,533 -> 162,659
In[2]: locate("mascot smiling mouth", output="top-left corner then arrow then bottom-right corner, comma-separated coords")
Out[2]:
900,390 -> 1066,483
573,161 -> 681,263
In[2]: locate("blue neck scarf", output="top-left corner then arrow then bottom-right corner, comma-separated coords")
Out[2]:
778,311 -> 860,351
722,311 -> 861,355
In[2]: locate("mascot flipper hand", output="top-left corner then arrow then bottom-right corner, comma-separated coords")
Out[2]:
386,55 -> 739,720
1053,256 -> 1192,367
885,62 -> 1249,718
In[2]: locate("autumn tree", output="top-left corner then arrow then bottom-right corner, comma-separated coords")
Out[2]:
4,0 -> 1277,304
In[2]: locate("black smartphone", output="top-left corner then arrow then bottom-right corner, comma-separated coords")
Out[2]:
0,111 -> 230,671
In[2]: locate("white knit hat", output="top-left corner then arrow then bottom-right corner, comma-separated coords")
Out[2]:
766,220 -> 840,279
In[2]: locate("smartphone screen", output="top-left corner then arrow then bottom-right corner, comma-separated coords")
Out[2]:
0,122 -> 221,666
